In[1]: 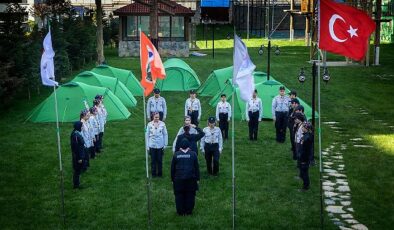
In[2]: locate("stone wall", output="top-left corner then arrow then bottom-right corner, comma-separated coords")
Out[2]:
118,41 -> 190,57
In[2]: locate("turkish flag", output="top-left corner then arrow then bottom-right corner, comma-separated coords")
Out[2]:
140,31 -> 166,96
319,0 -> 375,61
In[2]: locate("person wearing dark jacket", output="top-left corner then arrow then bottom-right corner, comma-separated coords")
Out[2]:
288,98 -> 300,158
70,121 -> 85,189
299,122 -> 314,191
171,139 -> 200,215
174,125 -> 205,155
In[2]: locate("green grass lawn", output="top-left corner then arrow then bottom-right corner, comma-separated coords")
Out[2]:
0,35 -> 393,229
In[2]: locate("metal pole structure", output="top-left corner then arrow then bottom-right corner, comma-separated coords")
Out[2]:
231,89 -> 236,230
247,0 -> 250,40
317,50 -> 324,229
311,62 -> 316,133
142,95 -> 152,229
53,85 -> 65,226
271,0 -> 274,31
212,23 -> 215,59
267,39 -> 271,81
290,0 -> 294,41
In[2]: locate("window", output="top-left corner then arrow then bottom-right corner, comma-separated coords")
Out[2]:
125,16 -> 150,39
158,16 -> 170,37
172,16 -> 184,38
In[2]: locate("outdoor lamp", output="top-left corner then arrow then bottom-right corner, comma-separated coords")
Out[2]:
274,46 -> 281,56
322,67 -> 331,83
298,68 -> 306,83
258,45 -> 264,56
227,33 -> 231,40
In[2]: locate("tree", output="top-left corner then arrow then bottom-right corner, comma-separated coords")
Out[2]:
95,0 -> 105,64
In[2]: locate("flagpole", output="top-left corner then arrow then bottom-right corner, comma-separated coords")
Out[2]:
53,85 -> 65,225
143,94 -> 152,228
231,89 -> 236,230
317,50 -> 324,229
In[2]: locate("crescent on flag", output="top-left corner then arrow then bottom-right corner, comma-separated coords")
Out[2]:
329,14 -> 348,43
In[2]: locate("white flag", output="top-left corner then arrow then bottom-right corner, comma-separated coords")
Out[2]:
40,29 -> 58,87
233,34 -> 255,102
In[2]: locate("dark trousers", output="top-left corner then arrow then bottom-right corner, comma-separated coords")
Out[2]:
188,111 -> 199,126
300,163 -> 310,189
275,111 -> 288,142
219,113 -> 229,139
173,179 -> 197,215
83,147 -> 90,170
204,143 -> 220,175
73,163 -> 82,188
248,111 -> 260,140
296,143 -> 302,174
89,146 -> 96,159
289,125 -> 296,159
94,135 -> 100,153
150,148 -> 164,177
98,132 -> 104,149
150,112 -> 164,121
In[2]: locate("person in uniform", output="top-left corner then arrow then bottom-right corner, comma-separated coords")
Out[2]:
299,122 -> 314,191
80,109 -> 93,171
185,90 -> 201,126
288,98 -> 300,159
272,86 -> 291,143
172,116 -> 198,153
94,95 -> 107,152
246,90 -> 263,141
200,117 -> 223,175
89,106 -> 100,157
294,112 -> 306,176
146,112 -> 168,177
174,124 -> 205,155
70,121 -> 85,189
216,94 -> 231,140
147,88 -> 167,121
171,139 -> 200,215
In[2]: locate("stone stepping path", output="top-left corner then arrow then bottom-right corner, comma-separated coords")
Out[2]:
322,121 -> 369,230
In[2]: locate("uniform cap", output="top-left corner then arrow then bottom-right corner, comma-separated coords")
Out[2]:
208,116 -> 216,124
189,90 -> 196,94
221,94 -> 226,97
153,88 -> 160,94
291,98 -> 300,104
279,86 -> 285,90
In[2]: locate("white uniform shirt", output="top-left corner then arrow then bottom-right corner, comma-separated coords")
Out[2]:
271,95 -> 291,119
245,98 -> 263,121
147,96 -> 167,119
216,101 -> 232,121
81,120 -> 93,148
145,121 -> 168,149
200,127 -> 223,152
88,115 -> 99,136
185,98 -> 201,120
96,105 -> 106,132
295,123 -> 304,144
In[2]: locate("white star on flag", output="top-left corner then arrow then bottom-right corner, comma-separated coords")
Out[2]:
347,25 -> 358,38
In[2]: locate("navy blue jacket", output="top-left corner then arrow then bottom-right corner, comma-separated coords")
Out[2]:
175,127 -> 205,154
171,149 -> 200,182
70,130 -> 85,169
300,133 -> 314,163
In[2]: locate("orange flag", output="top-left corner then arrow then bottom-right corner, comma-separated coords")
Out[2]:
139,31 -> 166,96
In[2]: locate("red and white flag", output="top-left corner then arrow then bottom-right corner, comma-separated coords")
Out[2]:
139,31 -> 166,96
318,0 -> 376,61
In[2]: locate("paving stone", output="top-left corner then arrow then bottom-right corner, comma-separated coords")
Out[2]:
351,224 -> 368,230
344,219 -> 359,224
340,195 -> 351,200
326,205 -> 346,214
324,162 -> 334,165
350,138 -> 363,141
324,121 -> 340,125
341,214 -> 354,219
323,181 -> 336,186
338,185 -> 351,192
340,226 -> 353,230
332,156 -> 344,160
325,191 -> 339,197
325,199 -> 336,205
338,164 -> 345,168
328,172 -> 347,178
347,208 -> 354,212
334,221 -> 345,226
323,186 -> 335,191
324,169 -> 338,173
354,145 -> 373,148
341,201 -> 351,206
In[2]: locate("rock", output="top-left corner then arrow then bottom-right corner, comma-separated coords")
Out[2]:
323,186 -> 335,191
328,172 -> 347,178
341,214 -> 354,219
326,205 -> 346,214
325,199 -> 336,205
351,224 -> 368,230
344,219 -> 359,224
323,181 -> 336,186
340,195 -> 351,200
325,191 -> 339,197
347,208 -> 354,212
341,201 -> 351,206
338,185 -> 351,192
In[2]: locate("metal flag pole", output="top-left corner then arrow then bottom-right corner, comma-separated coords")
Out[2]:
317,49 -> 324,229
247,0 -> 250,40
231,88 -> 236,230
53,85 -> 65,225
142,95 -> 152,228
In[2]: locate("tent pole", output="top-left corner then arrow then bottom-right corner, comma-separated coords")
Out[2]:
143,95 -> 152,228
53,85 -> 65,226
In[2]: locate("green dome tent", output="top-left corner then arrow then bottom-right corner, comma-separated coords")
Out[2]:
197,65 -> 274,97
91,64 -> 144,96
72,71 -> 137,108
27,82 -> 131,123
209,80 -> 316,120
155,58 -> 201,91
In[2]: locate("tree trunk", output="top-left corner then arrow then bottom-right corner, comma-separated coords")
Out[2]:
149,0 -> 159,48
95,0 -> 105,64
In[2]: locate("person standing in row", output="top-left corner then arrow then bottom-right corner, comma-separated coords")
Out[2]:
246,90 -> 263,141
216,94 -> 231,140
147,88 -> 167,121
200,117 -> 223,175
299,122 -> 314,191
294,112 -> 306,174
174,124 -> 205,155
171,139 -> 200,215
272,86 -> 291,143
146,112 -> 168,177
80,109 -> 93,171
288,98 -> 300,159
89,106 -> 100,158
94,95 -> 107,152
185,90 -> 201,126
70,121 -> 85,189
172,116 -> 197,153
